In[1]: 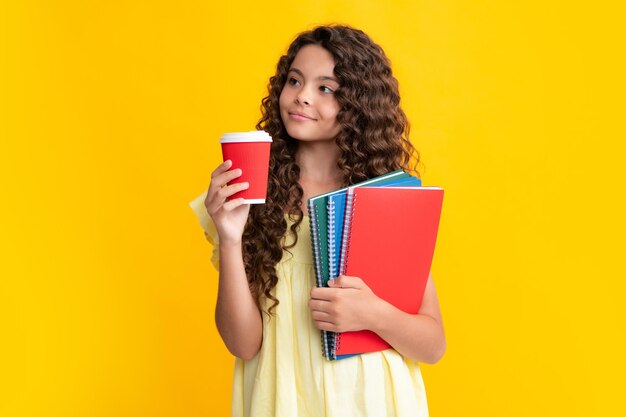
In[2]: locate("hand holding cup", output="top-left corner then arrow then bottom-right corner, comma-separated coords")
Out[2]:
204,160 -> 251,247
204,130 -> 272,246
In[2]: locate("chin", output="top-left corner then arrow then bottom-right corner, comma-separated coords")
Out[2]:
284,126 -> 313,141
283,122 -> 340,142
289,135 -> 316,142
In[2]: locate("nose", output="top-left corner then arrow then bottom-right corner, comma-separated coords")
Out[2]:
295,87 -> 311,106
295,95 -> 310,106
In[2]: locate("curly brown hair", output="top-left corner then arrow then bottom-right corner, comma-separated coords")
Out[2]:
244,24 -> 420,315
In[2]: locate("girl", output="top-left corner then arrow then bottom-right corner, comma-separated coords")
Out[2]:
190,25 -> 445,417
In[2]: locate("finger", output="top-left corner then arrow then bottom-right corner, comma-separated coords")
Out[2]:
205,189 -> 229,215
210,168 -> 243,190
222,197 -> 249,212
308,298 -> 332,312
310,287 -> 337,301
311,310 -> 333,321
210,159 -> 233,179
217,181 -> 249,200
314,320 -> 338,332
206,182 -> 249,214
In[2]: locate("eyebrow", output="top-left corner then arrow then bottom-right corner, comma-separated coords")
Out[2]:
288,68 -> 338,83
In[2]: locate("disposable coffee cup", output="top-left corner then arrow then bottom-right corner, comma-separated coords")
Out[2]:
220,130 -> 272,204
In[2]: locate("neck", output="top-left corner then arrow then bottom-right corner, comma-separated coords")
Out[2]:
295,141 -> 343,185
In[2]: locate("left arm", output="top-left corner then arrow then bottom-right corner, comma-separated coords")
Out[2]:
309,274 -> 446,364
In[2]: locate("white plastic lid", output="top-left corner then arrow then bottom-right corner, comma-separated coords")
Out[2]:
220,130 -> 272,143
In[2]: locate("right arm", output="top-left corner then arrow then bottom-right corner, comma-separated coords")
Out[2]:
205,160 -> 262,360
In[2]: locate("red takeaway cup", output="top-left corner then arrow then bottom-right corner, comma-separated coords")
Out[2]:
220,130 -> 273,204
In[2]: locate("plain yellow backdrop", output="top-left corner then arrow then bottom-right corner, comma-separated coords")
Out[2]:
1,1 -> 625,416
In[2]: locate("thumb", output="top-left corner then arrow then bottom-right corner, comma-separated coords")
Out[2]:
329,275 -> 362,289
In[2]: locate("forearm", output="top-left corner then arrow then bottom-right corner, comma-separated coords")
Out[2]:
369,299 -> 446,364
215,242 -> 263,360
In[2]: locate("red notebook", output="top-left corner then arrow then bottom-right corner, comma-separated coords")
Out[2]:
335,186 -> 444,356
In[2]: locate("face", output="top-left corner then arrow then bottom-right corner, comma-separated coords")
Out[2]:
279,44 -> 342,143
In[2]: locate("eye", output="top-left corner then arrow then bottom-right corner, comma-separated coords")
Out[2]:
287,77 -> 300,86
319,85 -> 334,94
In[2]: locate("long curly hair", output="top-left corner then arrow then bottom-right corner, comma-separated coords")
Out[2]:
244,25 -> 420,315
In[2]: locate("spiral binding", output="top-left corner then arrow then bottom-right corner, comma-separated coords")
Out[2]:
308,201 -> 331,360
308,202 -> 322,288
328,198 -> 339,360
327,199 -> 337,280
338,188 -> 357,277
334,188 -> 358,357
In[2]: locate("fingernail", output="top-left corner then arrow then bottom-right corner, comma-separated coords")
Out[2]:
328,279 -> 335,286
241,182 -> 249,188
224,159 -> 232,166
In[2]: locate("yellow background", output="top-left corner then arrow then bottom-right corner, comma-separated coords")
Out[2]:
1,1 -> 625,416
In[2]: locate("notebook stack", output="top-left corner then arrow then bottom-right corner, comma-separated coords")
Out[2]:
307,171 -> 444,360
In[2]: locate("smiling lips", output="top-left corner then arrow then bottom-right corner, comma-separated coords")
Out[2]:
288,111 -> 316,121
